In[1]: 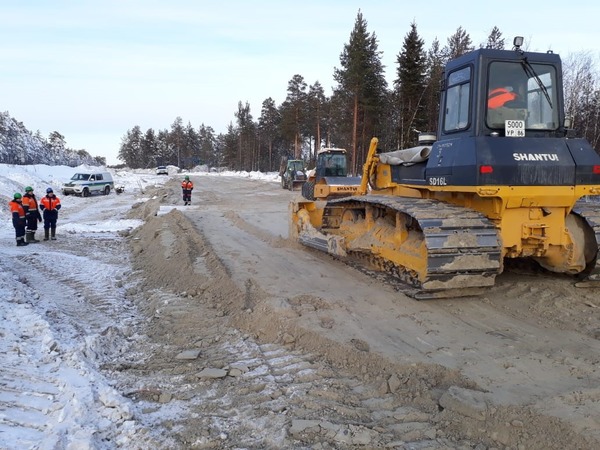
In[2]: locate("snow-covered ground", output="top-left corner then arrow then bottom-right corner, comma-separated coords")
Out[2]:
0,164 -> 278,449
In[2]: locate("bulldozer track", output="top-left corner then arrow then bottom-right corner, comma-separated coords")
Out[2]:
325,196 -> 503,296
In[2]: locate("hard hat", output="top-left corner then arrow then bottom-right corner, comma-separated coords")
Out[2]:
14,192 -> 22,199
185,175 -> 190,180
46,187 -> 54,193
25,186 -> 33,192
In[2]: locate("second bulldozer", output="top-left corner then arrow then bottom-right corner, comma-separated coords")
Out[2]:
301,147 -> 361,201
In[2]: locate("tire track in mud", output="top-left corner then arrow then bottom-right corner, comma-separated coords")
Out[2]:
168,185 -> 600,450
116,181 -> 600,449
481,270 -> 600,339
123,209 -> 483,448
124,206 -> 595,450
0,239 -> 162,449
14,237 -> 136,337
107,288 -> 465,449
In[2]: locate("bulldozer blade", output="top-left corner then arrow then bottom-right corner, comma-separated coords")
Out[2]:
299,232 -> 347,257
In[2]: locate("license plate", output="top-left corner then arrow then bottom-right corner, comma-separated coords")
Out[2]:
505,120 -> 525,137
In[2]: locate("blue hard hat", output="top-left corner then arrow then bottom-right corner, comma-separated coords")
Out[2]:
46,187 -> 53,193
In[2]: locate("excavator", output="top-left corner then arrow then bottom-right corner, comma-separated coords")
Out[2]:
290,37 -> 600,299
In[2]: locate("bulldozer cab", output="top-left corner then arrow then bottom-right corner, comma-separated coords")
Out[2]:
441,41 -> 563,140
315,149 -> 348,179
287,160 -> 305,172
409,37 -> 600,189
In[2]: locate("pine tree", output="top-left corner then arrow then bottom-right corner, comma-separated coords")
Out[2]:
423,38 -> 445,135
394,22 -> 427,148
169,117 -> 186,168
48,131 -> 66,164
234,101 -> 256,171
141,128 -> 157,167
118,126 -> 143,168
444,26 -> 474,60
155,129 -> 170,166
484,26 -> 505,49
198,124 -> 217,167
333,10 -> 387,173
307,82 -> 328,162
184,122 -> 200,167
221,122 -> 238,169
280,74 -> 308,159
258,97 -> 281,171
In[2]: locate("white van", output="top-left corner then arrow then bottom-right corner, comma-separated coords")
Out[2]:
62,171 -> 115,197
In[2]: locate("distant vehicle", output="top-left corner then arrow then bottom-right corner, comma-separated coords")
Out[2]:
62,171 -> 115,197
279,157 -> 307,191
301,147 -> 361,200
156,166 -> 168,175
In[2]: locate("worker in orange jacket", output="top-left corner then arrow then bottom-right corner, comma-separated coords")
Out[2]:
22,186 -> 42,243
181,175 -> 194,205
9,193 -> 29,247
39,187 -> 62,241
488,87 -> 518,109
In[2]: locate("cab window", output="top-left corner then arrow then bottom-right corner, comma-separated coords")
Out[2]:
443,66 -> 471,132
486,61 -> 558,130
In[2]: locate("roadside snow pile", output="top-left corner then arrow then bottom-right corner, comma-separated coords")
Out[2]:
0,163 -> 170,449
0,258 -> 139,448
0,163 -> 279,449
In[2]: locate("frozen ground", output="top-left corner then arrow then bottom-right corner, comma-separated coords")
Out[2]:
2,164 -> 599,450
0,164 -> 277,449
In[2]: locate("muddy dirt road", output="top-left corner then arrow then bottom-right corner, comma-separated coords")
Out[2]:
5,171 -> 597,449
123,174 -> 599,449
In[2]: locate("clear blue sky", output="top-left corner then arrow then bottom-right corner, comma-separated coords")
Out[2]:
2,0 -> 598,165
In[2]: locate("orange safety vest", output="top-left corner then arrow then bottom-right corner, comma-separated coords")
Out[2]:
9,199 -> 26,219
488,87 -> 518,109
40,195 -> 61,211
181,180 -> 194,190
22,193 -> 39,213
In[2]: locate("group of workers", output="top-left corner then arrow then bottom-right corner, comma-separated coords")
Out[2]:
9,174 -> 192,248
9,187 -> 61,247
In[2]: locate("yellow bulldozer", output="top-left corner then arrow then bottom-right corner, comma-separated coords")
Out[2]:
290,37 -> 600,299
301,147 -> 362,200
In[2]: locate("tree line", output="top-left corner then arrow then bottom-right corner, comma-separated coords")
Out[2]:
0,111 -> 106,166
117,13 -> 600,172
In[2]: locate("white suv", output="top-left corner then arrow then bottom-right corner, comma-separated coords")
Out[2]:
62,171 -> 114,197
156,166 -> 168,175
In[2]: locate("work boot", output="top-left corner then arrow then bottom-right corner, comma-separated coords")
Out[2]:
26,231 -> 40,243
17,238 -> 29,246
44,229 -> 50,241
50,227 -> 56,240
